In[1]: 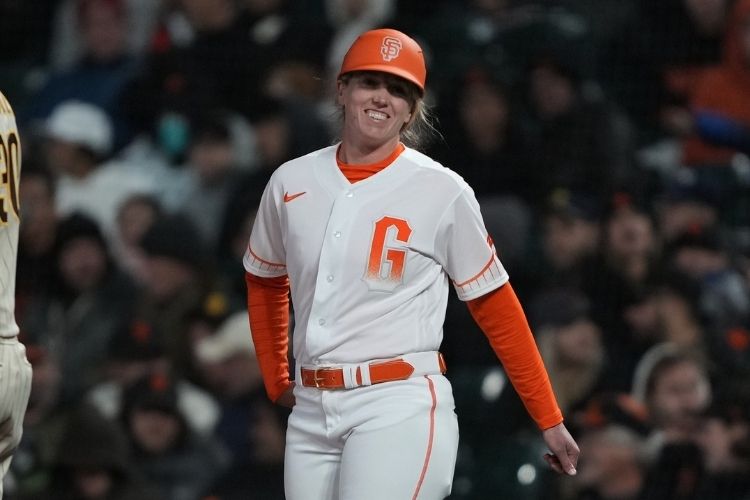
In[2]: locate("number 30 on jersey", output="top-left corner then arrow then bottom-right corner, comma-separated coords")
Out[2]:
0,131 -> 20,225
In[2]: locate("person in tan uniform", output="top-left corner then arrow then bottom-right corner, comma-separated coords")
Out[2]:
0,90 -> 33,498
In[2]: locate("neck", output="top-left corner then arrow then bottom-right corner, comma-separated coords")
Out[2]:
338,136 -> 401,165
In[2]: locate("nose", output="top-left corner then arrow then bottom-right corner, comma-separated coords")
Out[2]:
371,86 -> 388,105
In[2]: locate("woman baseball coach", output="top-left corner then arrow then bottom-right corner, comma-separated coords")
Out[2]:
244,28 -> 579,499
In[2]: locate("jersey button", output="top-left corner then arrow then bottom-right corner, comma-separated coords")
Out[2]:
345,191 -> 354,198
318,318 -> 326,326
326,275 -> 334,282
334,231 -> 342,238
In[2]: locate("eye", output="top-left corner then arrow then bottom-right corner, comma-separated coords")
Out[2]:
388,83 -> 409,98
360,76 -> 380,87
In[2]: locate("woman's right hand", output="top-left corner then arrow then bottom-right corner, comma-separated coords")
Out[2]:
275,382 -> 296,408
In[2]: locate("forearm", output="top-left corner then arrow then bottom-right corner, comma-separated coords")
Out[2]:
245,271 -> 292,402
466,283 -> 563,429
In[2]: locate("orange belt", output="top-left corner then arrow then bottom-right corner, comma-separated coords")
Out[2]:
300,352 -> 447,390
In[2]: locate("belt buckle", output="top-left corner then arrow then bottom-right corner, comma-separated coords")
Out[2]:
313,367 -> 336,388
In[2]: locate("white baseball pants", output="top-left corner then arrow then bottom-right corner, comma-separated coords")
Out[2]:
0,338 -> 32,498
284,374 -> 459,500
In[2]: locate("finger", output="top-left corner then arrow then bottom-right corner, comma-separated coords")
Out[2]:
556,451 -> 578,476
543,453 -> 564,474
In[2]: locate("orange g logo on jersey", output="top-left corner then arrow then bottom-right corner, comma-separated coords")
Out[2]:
364,216 -> 412,292
381,36 -> 402,62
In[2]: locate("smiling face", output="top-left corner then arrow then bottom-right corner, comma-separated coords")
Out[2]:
337,71 -> 417,158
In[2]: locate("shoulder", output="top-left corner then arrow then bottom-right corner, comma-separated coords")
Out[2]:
0,92 -> 18,134
0,91 -> 14,116
271,144 -> 337,180
400,147 -> 470,193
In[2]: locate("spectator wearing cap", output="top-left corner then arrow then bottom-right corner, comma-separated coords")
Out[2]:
86,317 -> 220,437
136,213 -> 217,378
194,312 -> 286,499
194,312 -> 262,398
530,288 -> 605,414
120,371 -> 228,500
666,224 -> 750,332
17,212 -> 139,404
534,188 -> 602,288
657,170 -> 723,243
582,192 -> 664,382
43,100 -> 157,246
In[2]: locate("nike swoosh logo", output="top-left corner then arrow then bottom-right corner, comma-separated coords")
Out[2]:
284,191 -> 306,203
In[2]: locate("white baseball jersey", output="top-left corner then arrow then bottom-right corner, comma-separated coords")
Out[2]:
244,144 -> 508,366
0,92 -> 32,498
0,91 -> 21,339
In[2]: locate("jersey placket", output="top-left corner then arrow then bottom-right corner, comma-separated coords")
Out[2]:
304,187 -> 359,363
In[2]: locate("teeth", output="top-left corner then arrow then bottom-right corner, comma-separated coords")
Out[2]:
367,110 -> 387,121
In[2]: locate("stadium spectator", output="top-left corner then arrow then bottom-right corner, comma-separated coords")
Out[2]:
39,404 -> 159,500
194,312 -> 286,500
693,390 -> 750,499
16,163 -> 59,301
602,0 -> 730,143
18,213 -> 138,403
41,101 -> 157,244
86,317 -> 220,437
21,0 -> 141,151
569,424 -> 647,500
135,213 -> 216,378
681,0 -> 750,167
530,288 -> 605,414
120,371 -> 228,500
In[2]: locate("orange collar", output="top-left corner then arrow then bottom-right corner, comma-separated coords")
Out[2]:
337,143 -> 406,183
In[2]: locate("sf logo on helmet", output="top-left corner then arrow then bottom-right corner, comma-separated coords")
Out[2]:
381,36 -> 402,62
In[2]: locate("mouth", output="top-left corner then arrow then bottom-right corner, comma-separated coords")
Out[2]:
366,109 -> 389,122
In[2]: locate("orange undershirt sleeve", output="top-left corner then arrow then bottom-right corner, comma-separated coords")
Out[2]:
466,283 -> 564,430
245,271 -> 292,402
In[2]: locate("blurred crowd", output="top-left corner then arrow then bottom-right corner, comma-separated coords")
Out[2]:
2,0 -> 750,499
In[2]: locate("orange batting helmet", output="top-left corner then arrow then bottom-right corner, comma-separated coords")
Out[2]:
338,28 -> 426,94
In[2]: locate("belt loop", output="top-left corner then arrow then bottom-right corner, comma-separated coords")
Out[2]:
358,362 -> 372,386
342,365 -> 358,389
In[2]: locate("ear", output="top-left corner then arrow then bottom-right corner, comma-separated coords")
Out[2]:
336,80 -> 346,106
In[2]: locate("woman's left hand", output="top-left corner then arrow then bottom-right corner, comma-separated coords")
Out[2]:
542,422 -> 580,476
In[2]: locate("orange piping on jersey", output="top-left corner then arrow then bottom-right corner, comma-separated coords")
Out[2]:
247,245 -> 286,269
467,283 -> 563,430
453,253 -> 496,288
245,272 -> 292,402
337,143 -> 405,183
412,375 -> 437,500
